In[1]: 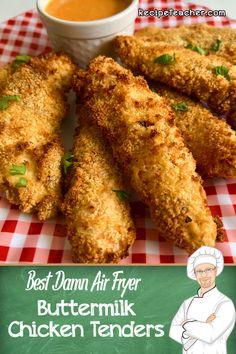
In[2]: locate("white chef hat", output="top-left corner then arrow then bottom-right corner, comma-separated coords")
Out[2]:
187,246 -> 224,280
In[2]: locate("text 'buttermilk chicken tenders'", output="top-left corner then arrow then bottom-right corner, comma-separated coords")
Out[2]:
151,83 -> 236,179
73,56 -> 220,254
114,36 -> 236,127
135,24 -> 236,65
0,52 -> 75,220
62,111 -> 136,263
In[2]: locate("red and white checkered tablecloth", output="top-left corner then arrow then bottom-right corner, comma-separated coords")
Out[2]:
0,0 -> 236,264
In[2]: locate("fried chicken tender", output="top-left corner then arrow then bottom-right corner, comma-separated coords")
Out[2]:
136,24 -> 236,65
73,56 -> 220,254
152,83 -> 236,178
0,64 -> 11,92
114,36 -> 236,119
0,52 -> 76,220
62,113 -> 136,263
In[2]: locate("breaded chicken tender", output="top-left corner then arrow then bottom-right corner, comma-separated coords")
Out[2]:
62,112 -> 136,263
0,52 -> 75,220
73,56 -> 220,254
0,64 -> 11,92
136,24 -> 236,65
114,36 -> 236,119
152,83 -> 236,178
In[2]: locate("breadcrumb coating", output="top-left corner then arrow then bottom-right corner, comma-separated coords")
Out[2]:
0,52 -> 76,220
62,112 -> 136,263
136,24 -> 236,65
114,36 -> 236,118
73,56 -> 220,254
0,64 -> 11,93
152,83 -> 236,178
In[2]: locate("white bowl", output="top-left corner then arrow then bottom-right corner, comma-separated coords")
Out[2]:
36,0 -> 139,67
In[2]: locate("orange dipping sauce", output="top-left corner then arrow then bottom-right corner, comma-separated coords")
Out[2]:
45,0 -> 132,22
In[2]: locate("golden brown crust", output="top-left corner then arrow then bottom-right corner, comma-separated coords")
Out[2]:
152,83 -> 236,178
114,35 -> 236,117
0,52 -> 76,220
72,56 -> 219,254
0,64 -> 12,93
62,111 -> 136,263
135,24 -> 236,65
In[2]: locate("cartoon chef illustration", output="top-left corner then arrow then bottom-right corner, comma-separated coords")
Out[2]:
169,246 -> 236,354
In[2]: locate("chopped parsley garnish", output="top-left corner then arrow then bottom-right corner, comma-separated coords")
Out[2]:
15,177 -> 27,188
185,43 -> 208,55
211,39 -> 222,52
154,53 -> 176,65
0,95 -> 21,110
9,164 -> 26,175
112,189 -> 128,202
12,55 -> 31,70
214,65 -> 230,81
171,102 -> 188,112
62,152 -> 74,174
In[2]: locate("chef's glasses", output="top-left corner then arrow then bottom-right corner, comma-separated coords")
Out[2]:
195,267 -> 216,276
